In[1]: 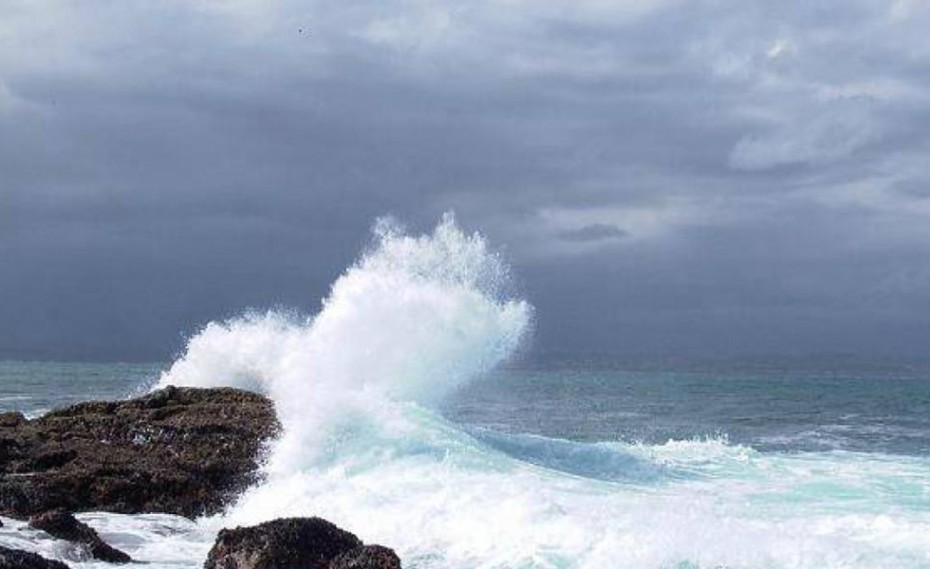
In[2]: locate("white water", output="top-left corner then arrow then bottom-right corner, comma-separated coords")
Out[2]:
157,213 -> 531,474
4,215 -> 930,568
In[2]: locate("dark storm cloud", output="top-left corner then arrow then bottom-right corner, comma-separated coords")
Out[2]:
2,0 -> 930,360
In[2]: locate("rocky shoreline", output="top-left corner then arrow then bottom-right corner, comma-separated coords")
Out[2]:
0,386 -> 280,519
0,387 -> 402,569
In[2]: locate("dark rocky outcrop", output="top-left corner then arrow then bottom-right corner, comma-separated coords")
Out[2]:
0,546 -> 70,569
204,517 -> 373,569
29,509 -> 131,563
329,545 -> 401,569
0,386 -> 280,519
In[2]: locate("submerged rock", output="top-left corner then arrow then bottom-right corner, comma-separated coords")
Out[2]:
29,509 -> 131,563
0,386 -> 280,519
0,545 -> 69,569
204,517 -> 368,569
329,545 -> 401,569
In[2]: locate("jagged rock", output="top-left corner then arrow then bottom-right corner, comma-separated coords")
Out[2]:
204,518 -> 363,569
0,545 -> 69,569
0,386 -> 280,519
29,509 -> 130,563
329,545 -> 401,569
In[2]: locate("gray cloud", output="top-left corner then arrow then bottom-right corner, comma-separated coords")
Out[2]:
2,0 -> 930,360
558,224 -> 629,243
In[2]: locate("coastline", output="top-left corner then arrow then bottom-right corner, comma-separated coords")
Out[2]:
0,387 -> 401,569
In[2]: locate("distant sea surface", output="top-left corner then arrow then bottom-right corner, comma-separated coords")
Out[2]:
0,361 -> 160,417
4,359 -> 930,455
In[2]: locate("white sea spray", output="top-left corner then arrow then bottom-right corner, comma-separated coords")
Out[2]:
5,216 -> 927,569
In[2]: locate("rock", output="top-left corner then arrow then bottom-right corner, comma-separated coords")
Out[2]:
329,545 -> 401,569
29,509 -> 131,563
0,545 -> 70,569
0,386 -> 280,519
204,518 -> 363,569
0,412 -> 25,428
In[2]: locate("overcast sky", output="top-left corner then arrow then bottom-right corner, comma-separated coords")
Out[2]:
2,0 -> 930,361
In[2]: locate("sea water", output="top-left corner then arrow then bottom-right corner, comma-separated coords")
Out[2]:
2,215 -> 930,569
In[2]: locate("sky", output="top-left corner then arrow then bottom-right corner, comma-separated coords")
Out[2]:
2,0 -> 930,361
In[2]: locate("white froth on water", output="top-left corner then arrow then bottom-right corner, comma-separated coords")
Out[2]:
108,214 -> 930,568
0,513 -> 209,569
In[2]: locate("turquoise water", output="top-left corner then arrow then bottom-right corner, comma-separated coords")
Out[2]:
3,363 -> 930,568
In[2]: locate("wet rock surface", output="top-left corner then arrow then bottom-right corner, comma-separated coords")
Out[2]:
204,517 -> 402,569
0,545 -> 70,569
0,386 -> 280,519
28,509 -> 130,563
329,545 -> 401,569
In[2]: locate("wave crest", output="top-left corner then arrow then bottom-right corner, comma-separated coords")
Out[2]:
158,213 -> 532,468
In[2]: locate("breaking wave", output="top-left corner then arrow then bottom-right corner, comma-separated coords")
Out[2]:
150,214 -> 930,569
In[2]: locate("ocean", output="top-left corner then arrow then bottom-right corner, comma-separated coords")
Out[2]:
2,217 -> 930,568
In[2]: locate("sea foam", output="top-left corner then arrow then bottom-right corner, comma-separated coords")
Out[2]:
147,214 -> 930,569
158,212 -> 531,471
